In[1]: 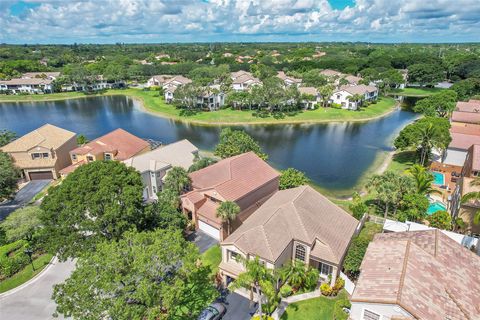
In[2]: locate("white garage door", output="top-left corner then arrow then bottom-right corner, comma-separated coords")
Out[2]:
198,221 -> 220,240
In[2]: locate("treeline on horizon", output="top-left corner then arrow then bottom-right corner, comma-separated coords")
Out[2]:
1,42 -> 479,99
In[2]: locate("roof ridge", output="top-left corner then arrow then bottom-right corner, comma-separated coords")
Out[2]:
290,186 -> 310,240
260,225 -> 275,261
396,239 -> 411,305
445,288 -> 472,320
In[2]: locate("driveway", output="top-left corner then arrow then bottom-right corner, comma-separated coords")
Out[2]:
0,257 -> 76,320
187,230 -> 218,253
0,180 -> 51,221
222,292 -> 257,320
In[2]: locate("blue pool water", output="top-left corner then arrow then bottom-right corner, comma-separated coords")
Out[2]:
427,201 -> 447,215
431,172 -> 445,185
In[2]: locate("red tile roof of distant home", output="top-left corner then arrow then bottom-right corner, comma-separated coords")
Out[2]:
456,101 -> 480,113
352,230 -> 480,320
450,123 -> 480,136
468,144 -> 480,172
451,111 -> 480,124
449,131 -> 480,150
70,128 -> 149,160
188,152 -> 279,201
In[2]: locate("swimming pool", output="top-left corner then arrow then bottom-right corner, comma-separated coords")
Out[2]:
427,201 -> 447,215
431,171 -> 445,186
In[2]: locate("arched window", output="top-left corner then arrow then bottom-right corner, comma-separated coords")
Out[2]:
295,244 -> 306,261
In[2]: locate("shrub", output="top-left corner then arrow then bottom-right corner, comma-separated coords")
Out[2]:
0,240 -> 30,279
332,277 -> 345,296
251,316 -> 274,320
333,298 -> 351,320
320,283 -> 332,296
280,284 -> 293,297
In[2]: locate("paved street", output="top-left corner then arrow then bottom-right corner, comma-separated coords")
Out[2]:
0,180 -> 51,221
0,258 -> 76,320
188,230 -> 218,253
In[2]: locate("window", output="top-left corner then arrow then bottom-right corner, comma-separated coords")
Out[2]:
318,262 -> 333,276
295,244 -> 306,262
31,153 -> 41,159
336,94 -> 341,99
104,153 -> 112,160
363,309 -> 380,320
229,251 -> 239,262
86,156 -> 94,162
153,186 -> 157,193
72,154 -> 77,161
42,153 -> 49,158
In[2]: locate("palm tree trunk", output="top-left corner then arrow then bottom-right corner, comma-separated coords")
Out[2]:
256,283 -> 263,318
384,203 -> 389,219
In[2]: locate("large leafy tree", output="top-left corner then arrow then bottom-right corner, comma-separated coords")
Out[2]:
397,193 -> 429,222
163,167 -> 191,195
0,152 -> 19,201
413,90 -> 458,117
407,63 -> 444,86
188,157 -> 217,173
53,229 -> 218,320
216,201 -> 240,236
279,168 -> 308,190
39,161 -> 146,260
1,206 -> 42,243
406,164 -> 440,195
394,117 -> 451,166
214,128 -> 268,160
451,78 -> 480,101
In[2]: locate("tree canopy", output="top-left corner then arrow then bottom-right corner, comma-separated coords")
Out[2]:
413,90 -> 458,117
39,161 -> 147,260
427,210 -> 452,230
279,168 -> 309,190
53,229 -> 218,320
0,130 -> 17,147
0,152 -> 19,201
163,167 -> 191,195
1,206 -> 42,243
214,128 -> 268,160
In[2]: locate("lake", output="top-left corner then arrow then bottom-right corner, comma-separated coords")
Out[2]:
0,95 -> 417,195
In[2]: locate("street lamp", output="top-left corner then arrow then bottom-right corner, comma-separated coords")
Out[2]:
24,248 -> 35,271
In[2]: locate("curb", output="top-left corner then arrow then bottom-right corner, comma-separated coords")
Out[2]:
0,255 -> 57,299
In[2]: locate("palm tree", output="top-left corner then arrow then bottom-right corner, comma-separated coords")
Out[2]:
229,256 -> 270,318
461,177 -> 480,225
318,84 -> 334,108
216,201 -> 240,236
406,164 -> 440,195
163,167 -> 191,195
418,123 -> 436,166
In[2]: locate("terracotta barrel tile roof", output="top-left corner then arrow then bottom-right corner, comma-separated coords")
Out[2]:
456,101 -> 480,113
452,111 -> 480,124
449,131 -> 480,150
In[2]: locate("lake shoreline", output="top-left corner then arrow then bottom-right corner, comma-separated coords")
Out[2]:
0,89 -> 401,126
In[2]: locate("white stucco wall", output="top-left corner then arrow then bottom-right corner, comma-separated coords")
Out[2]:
350,302 -> 413,320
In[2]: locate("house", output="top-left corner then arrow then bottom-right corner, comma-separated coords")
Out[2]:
0,78 -> 55,94
0,124 -> 77,180
277,71 -> 302,87
451,111 -> 480,125
124,140 -> 198,200
298,87 -> 320,109
60,128 -> 150,176
231,71 -> 262,91
330,85 -> 378,110
146,75 -> 173,87
196,86 -> 226,111
163,75 -> 192,102
22,72 -> 61,80
455,99 -> 480,113
343,75 -> 363,85
180,152 -> 280,240
450,144 -> 480,235
441,128 -> 480,167
350,230 -> 480,320
219,185 -> 359,286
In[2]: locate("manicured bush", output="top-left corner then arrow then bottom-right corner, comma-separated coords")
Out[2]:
251,315 -> 274,320
0,240 -> 30,279
320,283 -> 332,296
333,298 -> 351,320
280,284 -> 293,297
332,277 -> 345,295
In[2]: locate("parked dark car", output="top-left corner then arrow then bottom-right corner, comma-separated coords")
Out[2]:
197,303 -> 227,320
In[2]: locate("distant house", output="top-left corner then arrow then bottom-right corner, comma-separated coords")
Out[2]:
124,139 -> 198,200
0,124 -> 77,180
343,75 -> 363,85
350,230 -> 480,320
451,111 -> 480,125
298,87 -> 320,109
219,185 -> 359,286
319,69 -> 343,78
60,128 -> 150,176
455,99 -> 480,113
442,126 -> 480,167
330,84 -> 378,110
146,75 -> 173,87
196,86 -> 226,111
231,71 -> 262,91
0,71 -> 61,94
163,75 -> 193,102
277,71 -> 302,87
180,152 -> 280,240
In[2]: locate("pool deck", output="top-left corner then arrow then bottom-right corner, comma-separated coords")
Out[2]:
430,161 -> 462,200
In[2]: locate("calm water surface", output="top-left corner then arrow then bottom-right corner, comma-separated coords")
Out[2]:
0,95 -> 416,194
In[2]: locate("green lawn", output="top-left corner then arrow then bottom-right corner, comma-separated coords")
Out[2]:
386,151 -> 416,174
0,253 -> 53,293
0,91 -> 105,102
281,290 -> 349,320
201,245 -> 221,277
389,87 -> 444,97
0,89 -> 398,125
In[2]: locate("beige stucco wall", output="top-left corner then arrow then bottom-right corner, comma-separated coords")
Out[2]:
53,135 -> 77,173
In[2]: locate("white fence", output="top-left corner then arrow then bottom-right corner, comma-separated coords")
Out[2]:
340,272 -> 355,295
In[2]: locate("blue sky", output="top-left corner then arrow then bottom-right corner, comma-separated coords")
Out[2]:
1,0 -> 479,44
